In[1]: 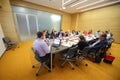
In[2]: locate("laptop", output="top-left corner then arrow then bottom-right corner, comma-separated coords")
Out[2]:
52,38 -> 61,48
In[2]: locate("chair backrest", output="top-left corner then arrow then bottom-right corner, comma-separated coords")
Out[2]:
98,44 -> 108,58
78,40 -> 88,50
66,46 -> 78,58
31,47 -> 41,61
2,37 -> 11,44
107,38 -> 114,48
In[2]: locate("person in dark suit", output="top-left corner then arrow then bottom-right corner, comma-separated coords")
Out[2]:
58,29 -> 64,38
77,35 -> 88,50
86,33 -> 108,53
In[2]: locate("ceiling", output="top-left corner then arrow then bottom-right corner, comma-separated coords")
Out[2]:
23,0 -> 120,13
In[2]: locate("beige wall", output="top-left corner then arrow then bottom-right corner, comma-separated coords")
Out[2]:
72,4 -> 120,43
71,13 -> 79,31
0,0 -> 19,42
10,0 -> 71,32
0,0 -> 120,43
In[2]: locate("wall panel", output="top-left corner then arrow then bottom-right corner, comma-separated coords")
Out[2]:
72,4 -> 120,43
0,0 -> 19,42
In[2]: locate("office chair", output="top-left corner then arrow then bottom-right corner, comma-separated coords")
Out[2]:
2,37 -> 18,50
60,46 -> 78,70
107,38 -> 114,49
31,47 -> 51,76
76,49 -> 88,66
88,44 -> 108,62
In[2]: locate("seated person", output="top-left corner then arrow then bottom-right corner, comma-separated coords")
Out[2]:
71,30 -> 76,36
58,29 -> 64,38
50,31 -> 58,39
88,29 -> 93,35
51,28 -> 55,36
77,35 -> 88,50
83,30 -> 87,36
43,30 -> 50,39
64,31 -> 69,37
105,30 -> 113,40
33,31 -> 55,68
85,33 -> 108,54
75,30 -> 81,35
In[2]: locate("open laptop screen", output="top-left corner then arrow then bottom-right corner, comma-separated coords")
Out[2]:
52,38 -> 61,47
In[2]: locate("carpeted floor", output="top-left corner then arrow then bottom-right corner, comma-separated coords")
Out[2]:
0,41 -> 120,80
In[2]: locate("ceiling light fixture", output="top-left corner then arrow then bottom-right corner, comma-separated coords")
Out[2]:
76,0 -> 104,9
63,0 -> 72,5
80,0 -> 120,12
71,0 -> 88,7
61,0 -> 72,10
61,0 -> 66,10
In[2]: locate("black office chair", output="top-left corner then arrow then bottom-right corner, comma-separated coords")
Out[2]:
60,46 -> 78,70
107,38 -> 114,49
2,37 -> 18,50
76,49 -> 88,66
31,47 -> 51,76
88,44 -> 108,62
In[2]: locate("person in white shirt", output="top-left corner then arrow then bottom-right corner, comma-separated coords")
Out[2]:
33,31 -> 55,68
105,30 -> 112,40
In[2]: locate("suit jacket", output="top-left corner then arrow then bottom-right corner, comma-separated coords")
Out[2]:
58,32 -> 64,37
89,39 -> 107,53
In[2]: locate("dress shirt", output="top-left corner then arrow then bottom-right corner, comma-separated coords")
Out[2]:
107,34 -> 111,39
33,38 -> 51,57
58,33 -> 62,38
90,39 -> 101,47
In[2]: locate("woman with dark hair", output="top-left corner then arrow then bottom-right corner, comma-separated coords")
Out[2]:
77,35 -> 88,50
50,31 -> 58,39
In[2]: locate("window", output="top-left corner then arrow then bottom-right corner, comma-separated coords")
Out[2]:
12,6 -> 62,41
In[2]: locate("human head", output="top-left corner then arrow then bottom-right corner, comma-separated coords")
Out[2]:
83,30 -> 87,35
53,31 -> 57,35
45,30 -> 49,33
43,30 -> 46,35
72,30 -> 75,34
37,31 -> 44,39
79,35 -> 86,41
97,30 -> 100,33
99,33 -> 107,40
105,31 -> 108,34
99,31 -> 104,36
